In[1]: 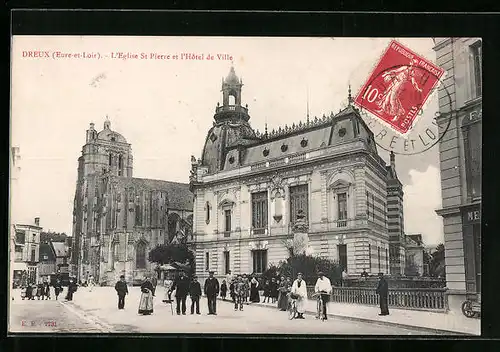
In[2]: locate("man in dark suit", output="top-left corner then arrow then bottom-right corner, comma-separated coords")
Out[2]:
375,272 -> 389,316
189,275 -> 202,315
114,275 -> 128,309
170,270 -> 190,315
204,271 -> 220,315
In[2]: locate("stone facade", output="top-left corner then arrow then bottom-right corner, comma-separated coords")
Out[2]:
386,152 -> 406,276
11,220 -> 42,285
71,119 -> 193,286
433,38 -> 482,311
189,67 -> 396,285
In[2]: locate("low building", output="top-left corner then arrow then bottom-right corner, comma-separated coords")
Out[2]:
11,218 -> 42,286
405,234 -> 427,276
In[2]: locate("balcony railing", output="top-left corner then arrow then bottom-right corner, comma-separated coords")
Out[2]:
215,105 -> 248,114
306,286 -> 448,312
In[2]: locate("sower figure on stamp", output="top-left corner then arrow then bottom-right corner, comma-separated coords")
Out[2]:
204,271 -> 219,315
115,275 -> 128,310
189,275 -> 202,315
376,272 -> 390,316
170,270 -> 190,315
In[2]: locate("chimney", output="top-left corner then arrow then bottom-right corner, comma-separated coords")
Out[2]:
34,217 -> 40,226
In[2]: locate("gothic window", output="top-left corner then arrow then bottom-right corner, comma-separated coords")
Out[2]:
252,191 -> 268,233
168,213 -> 180,240
290,185 -> 308,224
109,153 -> 112,166
135,195 -> 143,226
136,241 -> 147,269
118,155 -> 123,176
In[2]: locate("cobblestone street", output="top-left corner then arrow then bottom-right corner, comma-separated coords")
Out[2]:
9,287 -> 439,335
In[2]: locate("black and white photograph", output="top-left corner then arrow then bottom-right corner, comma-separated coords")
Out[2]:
9,36 -> 481,335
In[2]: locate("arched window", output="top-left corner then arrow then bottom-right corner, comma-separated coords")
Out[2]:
136,241 -> 147,269
229,95 -> 236,105
168,213 -> 181,242
118,155 -> 123,176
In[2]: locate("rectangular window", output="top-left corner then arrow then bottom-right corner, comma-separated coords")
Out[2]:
337,192 -> 347,227
224,251 -> 230,275
15,231 -> 26,244
385,248 -> 389,273
206,202 -> 210,224
290,184 -> 309,224
252,250 -> 268,274
465,122 -> 482,200
224,209 -> 232,235
338,244 -> 347,272
31,248 -> 36,262
205,252 -> 209,271
371,194 -> 375,221
366,192 -> 370,218
471,41 -> 482,97
252,191 -> 268,234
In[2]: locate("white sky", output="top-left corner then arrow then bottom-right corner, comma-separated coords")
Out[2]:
10,36 -> 444,247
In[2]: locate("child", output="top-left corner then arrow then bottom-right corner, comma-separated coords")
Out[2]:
220,280 -> 228,300
263,280 -> 270,303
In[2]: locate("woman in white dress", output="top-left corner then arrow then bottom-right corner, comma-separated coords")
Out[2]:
163,276 -> 173,303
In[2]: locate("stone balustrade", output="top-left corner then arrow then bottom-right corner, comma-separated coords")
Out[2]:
306,286 -> 448,312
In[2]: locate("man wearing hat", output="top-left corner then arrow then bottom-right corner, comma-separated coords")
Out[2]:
189,275 -> 202,314
204,271 -> 220,315
314,271 -> 333,320
170,270 -> 190,315
115,275 -> 129,310
375,272 -> 389,316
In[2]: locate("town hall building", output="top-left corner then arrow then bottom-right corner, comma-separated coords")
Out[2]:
71,118 -> 193,286
189,67 -> 401,282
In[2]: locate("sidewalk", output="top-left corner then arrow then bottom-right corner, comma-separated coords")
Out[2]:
240,297 -> 480,335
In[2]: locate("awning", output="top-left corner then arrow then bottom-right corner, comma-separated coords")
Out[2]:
158,264 -> 177,271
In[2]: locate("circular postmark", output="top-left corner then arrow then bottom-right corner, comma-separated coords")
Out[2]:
352,40 -> 455,155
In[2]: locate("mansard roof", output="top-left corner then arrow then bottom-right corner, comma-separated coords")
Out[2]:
115,176 -> 193,211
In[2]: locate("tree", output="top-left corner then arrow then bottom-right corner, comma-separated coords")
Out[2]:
40,231 -> 67,243
148,243 -> 196,275
429,243 -> 445,278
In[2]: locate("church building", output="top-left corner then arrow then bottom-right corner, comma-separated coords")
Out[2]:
189,67 -> 398,283
71,118 -> 193,286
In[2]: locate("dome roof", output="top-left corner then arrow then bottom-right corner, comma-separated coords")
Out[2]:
96,119 -> 128,143
224,66 -> 241,85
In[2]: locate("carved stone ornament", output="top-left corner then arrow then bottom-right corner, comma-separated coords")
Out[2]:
292,209 -> 309,233
273,215 -> 283,223
269,172 -> 286,199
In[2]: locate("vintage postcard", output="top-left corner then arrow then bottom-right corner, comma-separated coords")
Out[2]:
9,36 -> 481,335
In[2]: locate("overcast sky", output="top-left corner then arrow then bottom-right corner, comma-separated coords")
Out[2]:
11,36 -> 444,247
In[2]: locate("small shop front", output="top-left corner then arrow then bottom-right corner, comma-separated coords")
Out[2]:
461,203 -> 481,300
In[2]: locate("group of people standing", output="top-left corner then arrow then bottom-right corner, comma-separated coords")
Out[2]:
21,277 -> 77,301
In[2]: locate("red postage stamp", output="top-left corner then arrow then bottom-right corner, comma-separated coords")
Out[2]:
354,40 -> 445,134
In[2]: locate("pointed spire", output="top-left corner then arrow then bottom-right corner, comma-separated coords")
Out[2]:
265,123 -> 268,138
306,85 -> 310,120
348,83 -> 353,106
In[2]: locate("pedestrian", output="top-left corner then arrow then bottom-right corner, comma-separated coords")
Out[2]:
43,279 -> 51,300
314,271 -> 332,320
65,278 -> 77,301
170,271 -> 190,315
262,280 -> 270,303
189,275 -> 202,315
220,280 -> 228,300
376,272 -> 389,316
115,275 -> 128,310
242,274 -> 249,304
163,275 -> 173,303
291,272 -> 307,319
25,282 -> 34,300
234,275 -> 245,311
53,279 -> 62,300
229,278 -> 236,303
270,277 -> 279,303
341,269 -> 348,287
138,276 -> 154,315
249,275 -> 260,303
88,275 -> 95,292
151,275 -> 158,296
36,280 -> 44,300
226,270 -> 233,285
277,276 -> 290,311
204,271 -> 219,315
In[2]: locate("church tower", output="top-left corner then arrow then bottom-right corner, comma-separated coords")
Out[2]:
71,117 -> 134,280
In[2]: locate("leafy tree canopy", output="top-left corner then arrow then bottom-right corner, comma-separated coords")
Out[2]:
40,231 -> 67,243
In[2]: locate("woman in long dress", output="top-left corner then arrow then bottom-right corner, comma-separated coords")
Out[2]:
291,272 -> 308,319
163,277 -> 173,303
249,276 -> 260,303
277,276 -> 289,311
138,277 -> 154,315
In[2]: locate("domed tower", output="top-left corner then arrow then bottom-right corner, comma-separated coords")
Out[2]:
79,117 -> 134,178
201,66 -> 260,174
